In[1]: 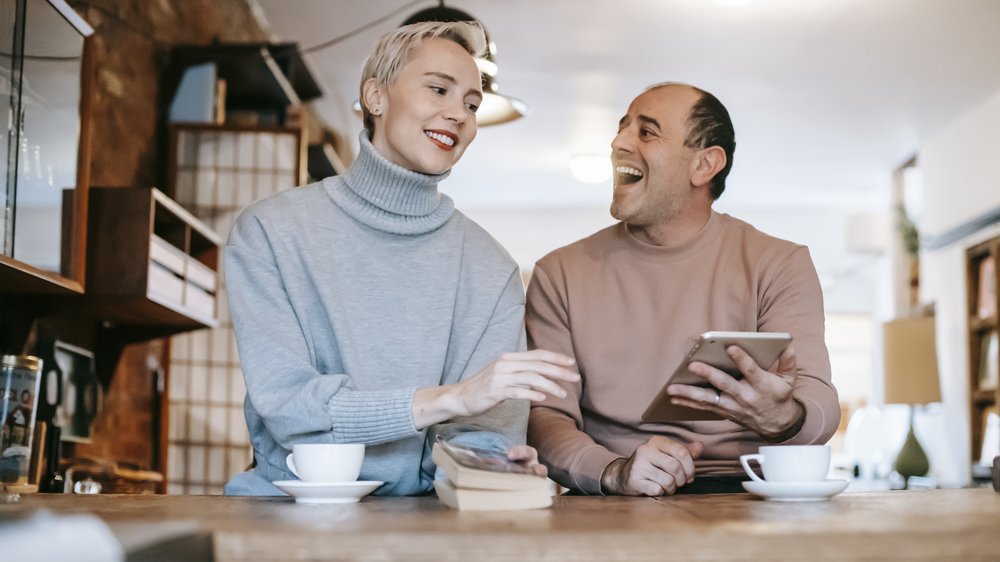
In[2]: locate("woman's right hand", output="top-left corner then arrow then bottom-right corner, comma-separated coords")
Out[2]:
412,349 -> 579,429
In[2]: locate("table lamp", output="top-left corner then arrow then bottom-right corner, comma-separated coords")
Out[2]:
882,315 -> 941,485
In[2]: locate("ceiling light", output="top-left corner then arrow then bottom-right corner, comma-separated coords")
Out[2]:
570,155 -> 612,184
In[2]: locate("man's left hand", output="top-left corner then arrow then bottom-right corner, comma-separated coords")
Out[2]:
666,345 -> 804,440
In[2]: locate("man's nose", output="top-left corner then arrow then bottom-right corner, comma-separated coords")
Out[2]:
611,129 -> 632,152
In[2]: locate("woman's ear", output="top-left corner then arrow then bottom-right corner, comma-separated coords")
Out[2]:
362,78 -> 384,115
690,146 -> 727,189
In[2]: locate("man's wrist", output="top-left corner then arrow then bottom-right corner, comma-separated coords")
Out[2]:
600,457 -> 627,495
761,399 -> 806,442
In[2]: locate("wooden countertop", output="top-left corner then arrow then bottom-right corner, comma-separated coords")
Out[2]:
5,489 -> 1000,561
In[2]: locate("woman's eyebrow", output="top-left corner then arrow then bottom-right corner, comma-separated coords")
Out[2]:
424,71 -> 482,100
425,71 -> 457,84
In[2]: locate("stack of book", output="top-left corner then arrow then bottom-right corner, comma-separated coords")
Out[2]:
432,441 -> 552,511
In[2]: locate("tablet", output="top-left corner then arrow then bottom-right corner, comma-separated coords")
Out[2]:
641,331 -> 792,422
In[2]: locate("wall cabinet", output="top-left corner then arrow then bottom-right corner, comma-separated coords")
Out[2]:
86,187 -> 220,335
966,235 -> 999,472
0,0 -> 94,296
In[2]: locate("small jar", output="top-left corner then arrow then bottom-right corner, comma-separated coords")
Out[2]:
1,354 -> 43,486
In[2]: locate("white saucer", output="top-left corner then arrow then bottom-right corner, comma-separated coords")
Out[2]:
742,479 -> 849,502
273,480 -> 384,504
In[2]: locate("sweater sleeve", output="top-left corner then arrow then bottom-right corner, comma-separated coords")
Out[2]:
525,263 -> 620,494
758,246 -> 841,445
429,269 -> 530,447
225,212 -> 418,448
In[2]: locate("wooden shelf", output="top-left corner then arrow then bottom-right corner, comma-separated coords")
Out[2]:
968,238 -> 996,260
169,44 -> 313,113
971,316 -> 997,333
972,389 -> 997,405
85,187 -> 221,334
0,255 -> 83,295
966,236 -> 1000,466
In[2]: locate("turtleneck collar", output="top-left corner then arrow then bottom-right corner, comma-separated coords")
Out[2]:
324,131 -> 456,235
618,210 -> 723,263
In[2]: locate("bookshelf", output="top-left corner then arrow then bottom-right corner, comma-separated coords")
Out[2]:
966,235 -> 999,469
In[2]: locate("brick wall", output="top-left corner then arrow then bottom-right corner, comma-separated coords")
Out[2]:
74,0 -> 270,188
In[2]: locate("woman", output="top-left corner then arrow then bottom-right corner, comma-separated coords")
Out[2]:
224,21 -> 577,496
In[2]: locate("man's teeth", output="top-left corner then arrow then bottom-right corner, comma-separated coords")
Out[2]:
425,131 -> 455,147
615,166 -> 643,179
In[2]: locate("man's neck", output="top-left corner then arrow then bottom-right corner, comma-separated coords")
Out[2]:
627,205 -> 712,247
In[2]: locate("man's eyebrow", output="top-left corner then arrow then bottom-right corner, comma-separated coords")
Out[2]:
425,71 -> 482,100
637,115 -> 661,130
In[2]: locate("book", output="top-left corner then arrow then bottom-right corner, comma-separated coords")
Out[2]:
431,441 -> 549,492
168,63 -> 217,124
980,332 -> 999,391
979,407 -> 999,467
978,256 -> 997,319
433,478 -> 552,511
431,441 -> 551,511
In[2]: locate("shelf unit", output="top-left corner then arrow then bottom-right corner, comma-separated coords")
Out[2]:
163,122 -> 304,494
966,235 -> 999,466
86,187 -> 221,333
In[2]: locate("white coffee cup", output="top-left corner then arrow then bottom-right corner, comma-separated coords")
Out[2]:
285,443 -> 365,483
739,444 -> 831,483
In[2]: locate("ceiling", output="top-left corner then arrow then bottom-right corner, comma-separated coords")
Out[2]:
253,0 -> 1000,311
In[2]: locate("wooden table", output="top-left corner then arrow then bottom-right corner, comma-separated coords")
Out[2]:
4,489 -> 1000,561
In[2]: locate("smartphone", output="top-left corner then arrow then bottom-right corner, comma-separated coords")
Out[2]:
641,331 -> 792,422
436,439 -> 535,475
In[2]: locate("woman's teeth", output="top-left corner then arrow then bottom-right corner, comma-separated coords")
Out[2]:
425,131 -> 455,147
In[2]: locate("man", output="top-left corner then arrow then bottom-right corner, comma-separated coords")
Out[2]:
526,83 -> 840,495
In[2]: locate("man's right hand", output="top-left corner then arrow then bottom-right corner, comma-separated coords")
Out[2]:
600,437 -> 704,496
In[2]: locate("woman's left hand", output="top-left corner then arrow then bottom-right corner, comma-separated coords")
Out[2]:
507,444 -> 548,477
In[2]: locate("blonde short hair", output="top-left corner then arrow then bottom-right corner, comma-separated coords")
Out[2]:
360,21 -> 487,133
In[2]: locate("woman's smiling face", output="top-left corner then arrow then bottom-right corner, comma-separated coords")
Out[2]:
366,37 -> 483,175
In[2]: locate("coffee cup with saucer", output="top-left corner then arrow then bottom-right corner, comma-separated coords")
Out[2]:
275,443 -> 383,504
739,445 -> 848,502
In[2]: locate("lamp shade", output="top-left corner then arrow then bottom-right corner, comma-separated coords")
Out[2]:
883,315 -> 942,405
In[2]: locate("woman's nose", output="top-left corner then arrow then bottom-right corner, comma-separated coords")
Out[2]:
442,99 -> 468,123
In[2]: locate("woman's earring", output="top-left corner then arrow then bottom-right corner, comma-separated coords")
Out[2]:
372,107 -> 381,115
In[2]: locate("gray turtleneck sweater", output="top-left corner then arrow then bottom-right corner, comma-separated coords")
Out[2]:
223,133 -> 527,496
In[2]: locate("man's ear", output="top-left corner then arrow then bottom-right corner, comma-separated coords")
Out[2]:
361,78 -> 384,115
690,146 -> 727,188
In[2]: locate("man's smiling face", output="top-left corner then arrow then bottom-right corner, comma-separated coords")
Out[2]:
610,85 -> 702,229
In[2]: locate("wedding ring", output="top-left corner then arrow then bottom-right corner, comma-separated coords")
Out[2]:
714,390 -> 721,405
